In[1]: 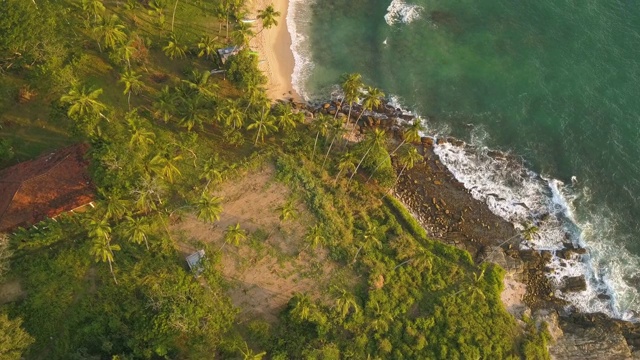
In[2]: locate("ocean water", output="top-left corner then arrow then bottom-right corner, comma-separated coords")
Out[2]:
288,0 -> 640,319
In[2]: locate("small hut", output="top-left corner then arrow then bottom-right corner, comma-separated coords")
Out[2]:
217,45 -> 241,65
186,249 -> 206,276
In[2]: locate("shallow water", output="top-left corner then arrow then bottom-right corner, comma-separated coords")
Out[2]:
289,0 -> 640,319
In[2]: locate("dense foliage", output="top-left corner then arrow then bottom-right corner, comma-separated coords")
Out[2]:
0,0 -> 550,359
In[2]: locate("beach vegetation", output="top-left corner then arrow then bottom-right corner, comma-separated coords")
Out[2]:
0,0 -> 550,359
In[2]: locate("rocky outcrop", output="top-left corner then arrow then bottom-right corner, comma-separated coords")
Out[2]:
550,313 -> 640,359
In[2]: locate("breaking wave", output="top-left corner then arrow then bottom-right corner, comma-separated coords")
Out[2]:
385,0 -> 423,26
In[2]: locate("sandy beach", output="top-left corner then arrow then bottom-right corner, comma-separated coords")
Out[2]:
249,0 -> 301,102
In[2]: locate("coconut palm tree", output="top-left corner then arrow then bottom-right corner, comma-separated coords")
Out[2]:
81,0 -> 105,23
195,194 -> 223,223
290,293 -> 314,322
90,236 -> 121,284
60,86 -> 107,120
132,175 -> 166,213
396,145 -> 422,179
311,113 -> 331,161
119,69 -> 143,108
303,224 -> 325,251
148,0 -> 166,28
148,153 -> 182,184
247,106 -> 278,145
257,4 -> 280,33
200,155 -> 225,189
276,200 -> 298,222
390,118 -> 424,155
340,73 -> 363,125
348,128 -> 387,185
114,41 -> 136,69
334,151 -> 356,183
222,223 -> 246,250
352,221 -> 382,263
93,14 -> 127,51
231,21 -> 254,46
237,341 -> 266,360
273,102 -> 301,133
152,86 -> 177,123
122,215 -> 151,249
367,119 -> 424,182
181,69 -> 219,100
356,86 -> 385,123
163,33 -> 187,59
127,113 -> 156,150
179,93 -> 206,131
197,35 -> 220,60
334,288 -> 359,321
225,101 -> 245,129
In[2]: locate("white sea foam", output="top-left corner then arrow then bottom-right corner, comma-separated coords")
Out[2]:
287,0 -> 315,101
385,0 -> 423,26
432,140 -> 640,319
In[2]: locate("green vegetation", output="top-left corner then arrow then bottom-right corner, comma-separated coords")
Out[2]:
0,0 -> 550,358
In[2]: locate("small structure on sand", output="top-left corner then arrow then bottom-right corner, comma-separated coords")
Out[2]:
186,249 -> 206,276
0,144 -> 95,232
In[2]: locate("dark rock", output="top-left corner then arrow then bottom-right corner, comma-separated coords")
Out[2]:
561,276 -> 587,293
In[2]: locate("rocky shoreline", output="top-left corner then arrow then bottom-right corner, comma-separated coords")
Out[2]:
292,98 -> 640,359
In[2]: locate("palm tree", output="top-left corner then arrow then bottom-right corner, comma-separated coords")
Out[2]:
179,93 -> 206,131
396,145 -> 423,180
334,288 -> 359,321
94,14 -> 128,51
348,128 -> 387,185
222,223 -> 246,250
274,102 -> 303,133
311,113 -> 331,161
247,106 -> 278,145
340,73 -> 363,125
114,41 -> 136,69
276,200 -> 298,222
352,222 -> 382,263
225,101 -> 245,129
132,175 -> 166,213
257,5 -> 280,33
90,236 -> 121,284
152,86 -> 177,123
303,224 -> 325,251
60,86 -> 107,120
148,153 -> 182,183
195,194 -> 223,223
122,215 -> 151,249
127,113 -> 156,150
368,119 -> 424,182
237,341 -> 266,360
231,21 -> 254,46
334,151 -> 356,183
197,35 -> 220,60
290,293 -> 314,322
100,191 -> 130,220
119,69 -> 143,108
390,119 -> 424,155
200,155 -> 225,189
181,69 -> 219,99
163,33 -> 187,59
148,0 -> 167,28
321,117 -> 347,169
356,86 -> 385,123
81,0 -> 105,23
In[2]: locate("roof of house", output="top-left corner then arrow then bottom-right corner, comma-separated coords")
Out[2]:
0,144 -> 95,232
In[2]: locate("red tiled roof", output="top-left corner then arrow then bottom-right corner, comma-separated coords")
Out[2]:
0,144 -> 95,232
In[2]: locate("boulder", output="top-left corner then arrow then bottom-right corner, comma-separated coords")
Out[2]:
561,276 -> 587,293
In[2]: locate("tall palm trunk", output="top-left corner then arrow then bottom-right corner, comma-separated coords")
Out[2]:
312,131 -> 320,160
171,0 -> 179,33
108,258 -> 118,284
322,134 -> 337,169
348,146 -> 373,184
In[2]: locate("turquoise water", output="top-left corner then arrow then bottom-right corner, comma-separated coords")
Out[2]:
290,0 -> 640,317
